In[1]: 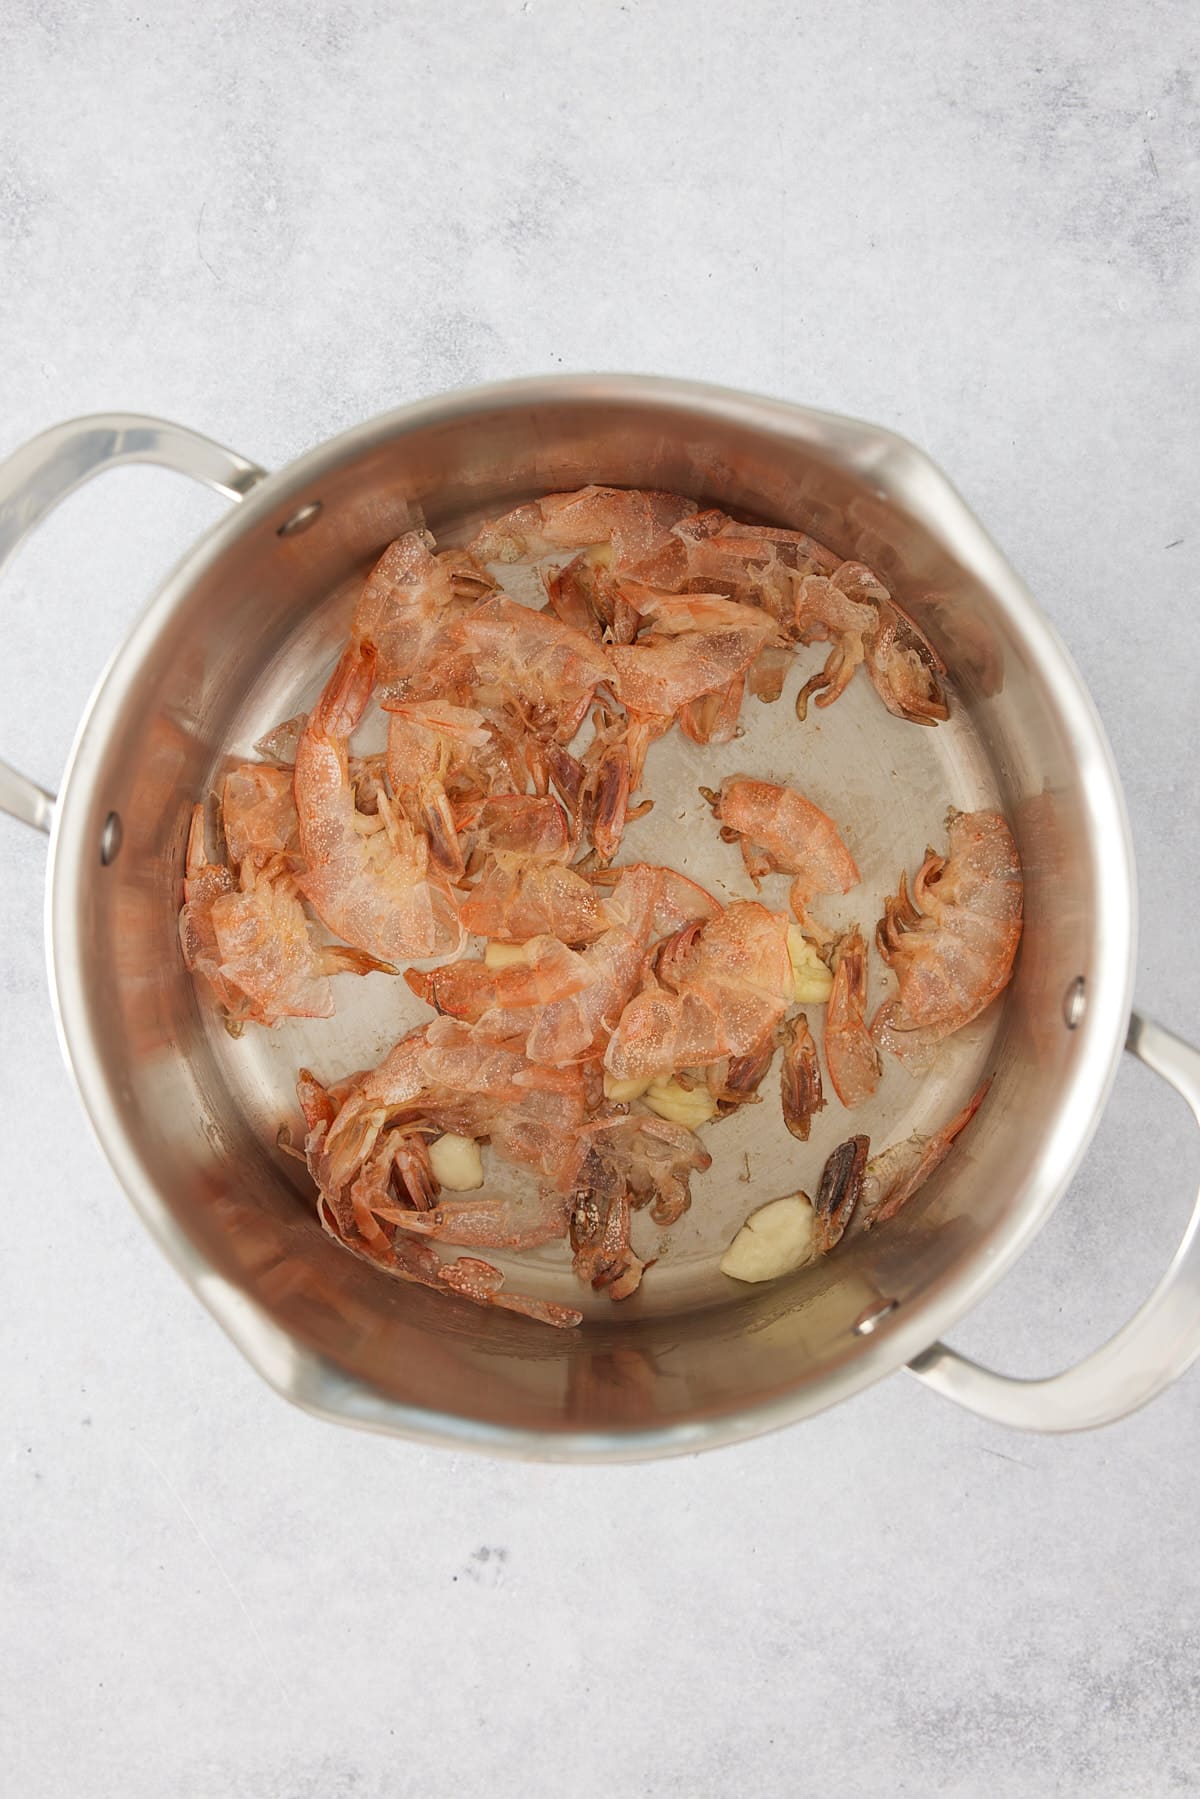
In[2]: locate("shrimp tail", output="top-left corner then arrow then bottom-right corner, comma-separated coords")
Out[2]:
320,945 -> 397,979
314,642 -> 378,736
296,1067 -> 337,1138
404,967 -> 438,1006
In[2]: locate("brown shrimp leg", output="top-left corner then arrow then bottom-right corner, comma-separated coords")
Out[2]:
875,868 -> 927,960
390,1134 -> 440,1211
794,644 -> 858,721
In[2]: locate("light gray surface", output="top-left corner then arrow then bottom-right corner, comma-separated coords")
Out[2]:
2,2 -> 1198,1795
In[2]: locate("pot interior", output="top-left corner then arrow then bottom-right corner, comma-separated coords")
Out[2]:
50,383 -> 1130,1450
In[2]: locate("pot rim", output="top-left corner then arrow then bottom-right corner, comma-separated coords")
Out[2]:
43,373 -> 1137,1459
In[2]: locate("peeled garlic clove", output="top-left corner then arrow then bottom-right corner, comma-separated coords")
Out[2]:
787,924 -> 833,1005
428,1133 -> 485,1191
644,1077 -> 718,1128
603,1072 -> 654,1103
484,940 -> 534,970
720,1193 -> 816,1283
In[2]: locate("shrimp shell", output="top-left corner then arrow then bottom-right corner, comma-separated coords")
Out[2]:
858,1079 -> 991,1230
352,529 -> 488,694
458,860 -> 605,945
469,484 -> 697,574
544,551 -> 640,645
812,1134 -> 870,1254
378,1185 -> 571,1252
703,776 -> 859,920
211,861 -> 389,1025
680,674 -> 747,746
873,809 -> 1022,1061
825,927 -> 881,1109
779,1014 -> 825,1140
603,976 -> 728,1082
180,808 -> 386,1028
570,1181 -> 645,1299
436,1258 -> 583,1329
315,1188 -> 581,1329
793,561 -> 948,726
706,1041 -> 778,1112
452,595 -> 614,742
222,765 -> 299,868
607,901 -> 792,1080
295,643 -> 463,964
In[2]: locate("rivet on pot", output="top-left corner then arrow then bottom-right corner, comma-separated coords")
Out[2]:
1063,976 -> 1087,1030
277,500 -> 323,538
853,1298 -> 897,1336
99,811 -> 123,866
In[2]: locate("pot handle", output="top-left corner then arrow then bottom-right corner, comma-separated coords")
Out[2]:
0,413 -> 266,833
908,1011 -> 1200,1431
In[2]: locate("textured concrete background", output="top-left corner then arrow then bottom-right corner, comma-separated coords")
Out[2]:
2,3 -> 1199,1795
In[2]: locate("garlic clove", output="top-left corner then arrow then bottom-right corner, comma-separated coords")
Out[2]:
484,940 -> 534,970
428,1133 -> 485,1191
720,1193 -> 816,1282
643,1076 -> 718,1129
603,1072 -> 654,1103
787,924 -> 833,1005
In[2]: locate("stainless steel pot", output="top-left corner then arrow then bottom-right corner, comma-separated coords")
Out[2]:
3,376 -> 1198,1459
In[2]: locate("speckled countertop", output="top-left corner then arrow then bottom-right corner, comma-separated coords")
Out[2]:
2,4 -> 1199,1795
